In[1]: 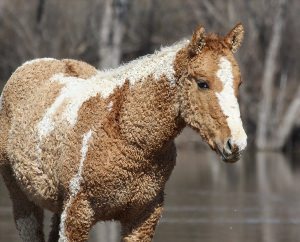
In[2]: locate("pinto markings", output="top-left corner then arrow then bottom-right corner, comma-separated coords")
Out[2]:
59,130 -> 93,242
107,101 -> 113,111
37,41 -> 188,140
102,40 -> 189,86
215,57 -> 247,150
37,74 -> 101,139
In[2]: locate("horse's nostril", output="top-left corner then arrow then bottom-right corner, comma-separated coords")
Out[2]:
226,138 -> 233,152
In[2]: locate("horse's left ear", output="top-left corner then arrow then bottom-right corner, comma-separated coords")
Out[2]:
188,25 -> 206,58
225,23 -> 244,53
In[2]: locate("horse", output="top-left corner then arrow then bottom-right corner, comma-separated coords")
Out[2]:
0,23 -> 247,242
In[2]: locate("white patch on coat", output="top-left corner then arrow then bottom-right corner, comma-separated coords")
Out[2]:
22,58 -> 56,67
107,101 -> 113,111
102,40 -> 189,87
37,74 -> 101,138
16,213 -> 40,242
59,130 -> 93,242
215,57 -> 247,150
37,40 -> 188,139
59,198 -> 73,242
69,130 -> 92,194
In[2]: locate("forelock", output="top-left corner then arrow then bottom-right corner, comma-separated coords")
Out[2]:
204,34 -> 229,53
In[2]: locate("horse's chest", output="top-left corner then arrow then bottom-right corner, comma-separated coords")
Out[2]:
131,171 -> 162,201
123,160 -> 175,208
85,142 -> 176,218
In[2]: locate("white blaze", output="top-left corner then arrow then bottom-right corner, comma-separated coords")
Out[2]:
215,57 -> 247,150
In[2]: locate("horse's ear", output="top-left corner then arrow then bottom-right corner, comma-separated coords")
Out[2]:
225,23 -> 244,53
188,25 -> 206,58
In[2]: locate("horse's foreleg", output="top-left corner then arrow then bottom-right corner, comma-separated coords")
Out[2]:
58,193 -> 94,242
1,165 -> 45,242
121,198 -> 164,242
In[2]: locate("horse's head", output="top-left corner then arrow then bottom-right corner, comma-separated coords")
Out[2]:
178,24 -> 247,163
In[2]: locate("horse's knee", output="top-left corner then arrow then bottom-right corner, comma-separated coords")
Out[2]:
121,201 -> 164,242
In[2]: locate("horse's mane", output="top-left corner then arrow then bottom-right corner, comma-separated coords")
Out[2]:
99,39 -> 189,85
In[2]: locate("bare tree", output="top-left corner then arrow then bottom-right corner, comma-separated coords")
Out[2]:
36,0 -> 46,24
98,0 -> 129,68
255,0 -> 299,150
256,0 -> 286,149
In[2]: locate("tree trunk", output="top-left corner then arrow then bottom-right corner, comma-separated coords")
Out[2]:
273,86 -> 300,149
98,0 -> 129,69
36,0 -> 45,24
256,0 -> 286,149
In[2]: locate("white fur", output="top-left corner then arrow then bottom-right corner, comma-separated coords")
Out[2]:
215,57 -> 247,150
59,198 -> 73,242
22,58 -> 56,67
37,74 -> 101,138
107,101 -> 113,111
37,40 -> 188,139
69,130 -> 93,194
59,130 -> 93,242
102,40 -> 189,86
16,213 -> 40,242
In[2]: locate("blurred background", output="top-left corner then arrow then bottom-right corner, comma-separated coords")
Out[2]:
0,0 -> 299,241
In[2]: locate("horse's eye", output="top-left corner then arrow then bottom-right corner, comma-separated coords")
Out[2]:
196,80 -> 209,89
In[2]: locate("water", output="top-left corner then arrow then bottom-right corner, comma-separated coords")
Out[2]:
0,149 -> 299,242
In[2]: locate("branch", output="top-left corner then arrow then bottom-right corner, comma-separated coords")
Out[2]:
98,0 -> 128,69
185,0 -> 227,28
36,0 -> 45,24
273,71 -> 287,128
201,0 -> 228,28
273,85 -> 300,149
256,0 -> 286,149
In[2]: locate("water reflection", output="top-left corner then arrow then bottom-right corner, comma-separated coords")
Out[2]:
0,149 -> 299,242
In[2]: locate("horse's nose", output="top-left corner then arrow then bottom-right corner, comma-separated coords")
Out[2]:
215,138 -> 241,163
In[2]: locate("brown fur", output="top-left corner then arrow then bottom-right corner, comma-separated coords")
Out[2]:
0,24 -> 246,241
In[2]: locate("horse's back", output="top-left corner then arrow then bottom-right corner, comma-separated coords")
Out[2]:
0,58 -> 98,210
4,58 -> 97,114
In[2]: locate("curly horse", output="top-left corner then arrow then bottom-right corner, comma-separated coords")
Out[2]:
0,24 -> 247,241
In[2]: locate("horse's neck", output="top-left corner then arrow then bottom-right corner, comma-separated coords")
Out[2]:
102,40 -> 189,155
100,40 -> 189,85
118,76 -> 185,156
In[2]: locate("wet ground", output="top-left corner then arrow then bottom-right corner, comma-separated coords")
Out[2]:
1,148 -> 299,242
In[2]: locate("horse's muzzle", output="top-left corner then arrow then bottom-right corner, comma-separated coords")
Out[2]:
216,138 -> 241,163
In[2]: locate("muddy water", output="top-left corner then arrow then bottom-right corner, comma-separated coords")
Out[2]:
0,149 -> 299,242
